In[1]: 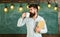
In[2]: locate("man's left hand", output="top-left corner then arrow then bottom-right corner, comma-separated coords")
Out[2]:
35,26 -> 40,33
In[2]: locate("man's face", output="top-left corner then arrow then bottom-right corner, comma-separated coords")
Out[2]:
29,7 -> 37,17
29,7 -> 35,13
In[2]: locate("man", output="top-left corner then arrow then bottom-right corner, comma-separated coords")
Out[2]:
17,4 -> 48,37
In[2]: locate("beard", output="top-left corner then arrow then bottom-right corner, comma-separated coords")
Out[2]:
29,12 -> 35,18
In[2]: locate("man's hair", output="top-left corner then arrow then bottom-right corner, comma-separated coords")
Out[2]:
29,4 -> 38,10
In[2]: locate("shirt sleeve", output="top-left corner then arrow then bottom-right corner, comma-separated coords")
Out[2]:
39,16 -> 48,34
17,17 -> 27,27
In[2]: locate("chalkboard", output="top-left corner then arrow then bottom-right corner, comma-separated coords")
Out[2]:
0,3 -> 58,34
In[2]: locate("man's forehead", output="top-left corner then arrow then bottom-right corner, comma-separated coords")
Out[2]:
30,7 -> 34,8
29,7 -> 36,9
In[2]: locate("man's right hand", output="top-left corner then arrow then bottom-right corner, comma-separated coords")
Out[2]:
22,13 -> 26,19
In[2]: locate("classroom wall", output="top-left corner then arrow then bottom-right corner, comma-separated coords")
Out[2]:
0,3 -> 58,34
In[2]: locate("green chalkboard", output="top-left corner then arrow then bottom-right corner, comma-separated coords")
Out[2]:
0,3 -> 58,34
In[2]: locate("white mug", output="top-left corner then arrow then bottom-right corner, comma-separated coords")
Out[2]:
26,12 -> 30,17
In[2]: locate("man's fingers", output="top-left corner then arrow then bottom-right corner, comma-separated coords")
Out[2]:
22,13 -> 26,18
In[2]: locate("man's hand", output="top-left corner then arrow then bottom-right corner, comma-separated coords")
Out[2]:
35,26 -> 40,33
22,13 -> 26,19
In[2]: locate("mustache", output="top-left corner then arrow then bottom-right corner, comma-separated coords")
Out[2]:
29,12 -> 35,18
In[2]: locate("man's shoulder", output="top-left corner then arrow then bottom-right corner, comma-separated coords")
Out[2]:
38,15 -> 44,19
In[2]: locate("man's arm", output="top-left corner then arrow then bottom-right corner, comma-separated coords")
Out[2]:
17,17 -> 26,27
39,17 -> 48,34
35,16 -> 48,34
40,21 -> 48,33
17,13 -> 26,27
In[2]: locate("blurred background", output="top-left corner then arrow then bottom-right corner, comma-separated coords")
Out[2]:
0,0 -> 60,37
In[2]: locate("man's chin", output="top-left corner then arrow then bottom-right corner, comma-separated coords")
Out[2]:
29,12 -> 35,18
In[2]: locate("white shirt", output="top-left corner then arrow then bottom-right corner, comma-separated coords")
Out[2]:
17,12 -> 48,37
